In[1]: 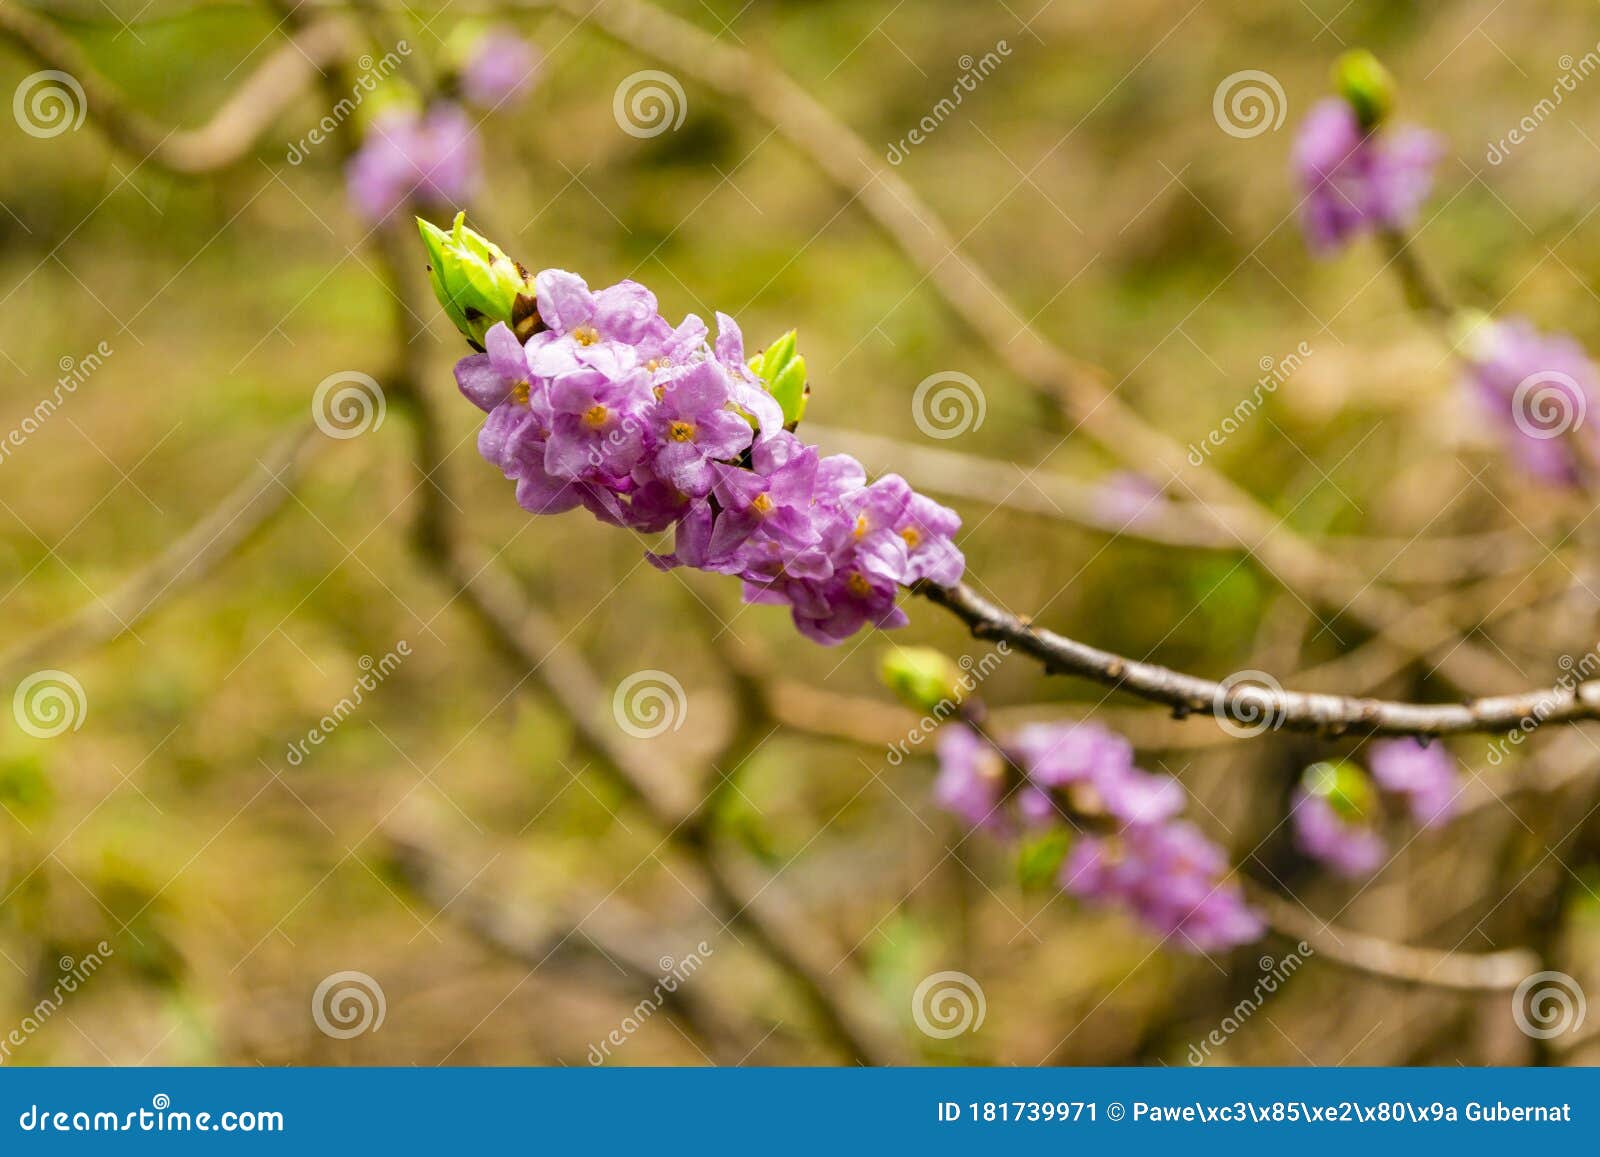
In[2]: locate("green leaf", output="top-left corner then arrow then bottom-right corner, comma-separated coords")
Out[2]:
1017,830 -> 1073,889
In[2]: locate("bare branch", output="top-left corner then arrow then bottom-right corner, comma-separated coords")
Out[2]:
919,579 -> 1600,738
385,825 -> 769,1064
0,424 -> 319,681
0,4 -> 346,175
1248,886 -> 1539,992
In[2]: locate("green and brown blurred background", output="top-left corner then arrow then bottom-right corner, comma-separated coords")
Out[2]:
3,0 -> 1600,1066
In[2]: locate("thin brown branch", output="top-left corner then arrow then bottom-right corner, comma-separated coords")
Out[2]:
0,4 -> 346,175
919,579 -> 1600,738
385,824 -> 768,1064
0,423 -> 319,681
1248,886 -> 1539,992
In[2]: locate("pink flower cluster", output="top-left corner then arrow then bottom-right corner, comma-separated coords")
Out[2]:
454,270 -> 964,644
934,721 -> 1262,952
1291,739 -> 1460,879
1293,98 -> 1440,254
348,105 -> 481,224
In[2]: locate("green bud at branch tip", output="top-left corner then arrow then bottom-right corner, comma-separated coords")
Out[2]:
749,329 -> 810,428
417,211 -> 534,351
1333,49 -> 1396,131
1302,759 -> 1377,823
879,646 -> 965,716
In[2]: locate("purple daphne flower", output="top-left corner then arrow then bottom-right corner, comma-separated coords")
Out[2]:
460,27 -> 540,109
1291,790 -> 1385,878
1009,721 -> 1184,826
1463,317 -> 1600,486
643,362 -> 754,497
1368,738 -> 1459,828
347,104 -> 481,224
1293,99 -> 1441,254
780,561 -> 911,645
530,270 -> 663,363
841,474 -> 965,588
708,432 -> 822,558
932,723 -> 1010,833
1060,823 -> 1262,952
544,361 -> 651,482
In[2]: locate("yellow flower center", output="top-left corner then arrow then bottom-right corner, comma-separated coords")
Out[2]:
573,325 -> 600,347
582,404 -> 610,430
846,572 -> 872,597
899,527 -> 921,549
668,420 -> 696,442
511,381 -> 531,405
752,492 -> 775,516
646,357 -> 669,373
852,515 -> 869,540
